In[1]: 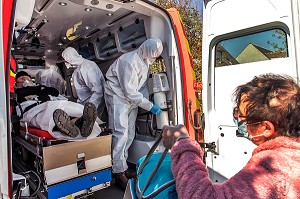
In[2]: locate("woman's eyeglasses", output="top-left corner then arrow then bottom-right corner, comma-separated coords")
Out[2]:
233,107 -> 247,120
232,107 -> 261,126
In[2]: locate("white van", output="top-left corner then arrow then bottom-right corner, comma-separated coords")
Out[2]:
0,0 -> 199,198
202,0 -> 300,183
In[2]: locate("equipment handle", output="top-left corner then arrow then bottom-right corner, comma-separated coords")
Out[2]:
135,134 -> 175,199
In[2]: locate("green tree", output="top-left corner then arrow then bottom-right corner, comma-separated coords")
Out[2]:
157,0 -> 203,82
267,29 -> 287,54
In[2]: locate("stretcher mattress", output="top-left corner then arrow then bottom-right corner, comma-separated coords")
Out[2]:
20,126 -> 55,139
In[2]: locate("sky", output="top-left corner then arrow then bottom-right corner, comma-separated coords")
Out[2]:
219,29 -> 287,58
193,0 -> 203,13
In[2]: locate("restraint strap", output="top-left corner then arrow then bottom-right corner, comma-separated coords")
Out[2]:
23,101 -> 45,114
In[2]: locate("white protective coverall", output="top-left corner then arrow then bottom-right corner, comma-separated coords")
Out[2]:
18,98 -> 101,141
35,65 -> 66,94
105,38 -> 163,173
62,47 -> 105,118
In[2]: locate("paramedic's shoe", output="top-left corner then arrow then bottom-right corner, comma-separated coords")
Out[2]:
125,169 -> 137,179
53,109 -> 80,138
76,102 -> 97,137
115,172 -> 128,191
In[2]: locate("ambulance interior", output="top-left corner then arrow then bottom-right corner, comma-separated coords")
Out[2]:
11,0 -> 184,197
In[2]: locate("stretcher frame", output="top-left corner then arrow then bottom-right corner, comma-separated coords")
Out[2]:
12,125 -> 113,199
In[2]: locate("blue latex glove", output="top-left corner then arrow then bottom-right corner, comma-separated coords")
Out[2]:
150,104 -> 162,115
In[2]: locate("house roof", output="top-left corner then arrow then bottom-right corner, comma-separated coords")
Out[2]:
250,43 -> 286,59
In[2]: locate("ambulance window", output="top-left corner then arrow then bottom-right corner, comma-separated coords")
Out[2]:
118,19 -> 147,50
215,29 -> 288,67
95,34 -> 117,58
78,42 -> 96,60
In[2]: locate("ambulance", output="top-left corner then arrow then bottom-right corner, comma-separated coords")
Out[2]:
0,0 -> 199,198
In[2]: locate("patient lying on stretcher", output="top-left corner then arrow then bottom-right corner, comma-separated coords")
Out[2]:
14,71 -> 101,140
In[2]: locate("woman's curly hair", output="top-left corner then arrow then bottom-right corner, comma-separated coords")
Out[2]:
233,73 -> 300,137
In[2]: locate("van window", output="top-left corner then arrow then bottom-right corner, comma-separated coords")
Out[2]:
78,42 -> 96,60
215,29 -> 288,67
118,19 -> 147,50
95,34 -> 118,58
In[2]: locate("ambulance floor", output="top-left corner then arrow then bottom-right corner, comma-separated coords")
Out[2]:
89,179 -> 124,199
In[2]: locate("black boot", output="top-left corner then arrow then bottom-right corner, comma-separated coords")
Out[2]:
53,109 -> 80,138
125,169 -> 137,179
75,102 -> 97,137
114,172 -> 128,191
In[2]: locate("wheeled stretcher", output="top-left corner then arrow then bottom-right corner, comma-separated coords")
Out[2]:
12,125 -> 112,199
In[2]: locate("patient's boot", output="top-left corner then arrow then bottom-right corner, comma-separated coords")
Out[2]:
75,102 -> 97,137
53,109 -> 80,138
115,172 -> 128,191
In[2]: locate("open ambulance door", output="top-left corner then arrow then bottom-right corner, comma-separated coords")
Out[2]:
168,8 -> 202,142
1,0 -> 17,198
202,0 -> 300,183
1,0 -> 36,197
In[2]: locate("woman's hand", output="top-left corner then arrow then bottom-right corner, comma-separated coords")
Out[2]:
162,124 -> 190,149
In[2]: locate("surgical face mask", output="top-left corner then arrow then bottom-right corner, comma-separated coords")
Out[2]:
234,117 -> 249,139
234,117 -> 264,140
248,133 -> 265,140
23,79 -> 35,87
233,107 -> 262,140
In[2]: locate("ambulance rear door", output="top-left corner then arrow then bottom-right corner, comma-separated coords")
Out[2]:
202,0 -> 300,182
0,0 -> 17,198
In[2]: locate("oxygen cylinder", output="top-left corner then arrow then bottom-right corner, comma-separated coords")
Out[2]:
152,73 -> 170,129
154,92 -> 169,129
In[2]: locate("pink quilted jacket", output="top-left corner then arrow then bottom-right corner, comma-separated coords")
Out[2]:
171,136 -> 300,199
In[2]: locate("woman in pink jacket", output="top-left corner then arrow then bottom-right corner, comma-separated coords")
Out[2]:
162,73 -> 300,199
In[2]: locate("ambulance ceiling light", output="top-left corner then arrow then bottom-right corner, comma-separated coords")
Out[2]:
59,2 -> 67,6
84,8 -> 92,12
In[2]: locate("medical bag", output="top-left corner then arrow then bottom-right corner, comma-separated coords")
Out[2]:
134,135 -> 178,199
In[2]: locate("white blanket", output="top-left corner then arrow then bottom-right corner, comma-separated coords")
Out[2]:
18,99 -> 101,140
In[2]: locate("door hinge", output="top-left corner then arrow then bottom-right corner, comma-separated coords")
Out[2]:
198,141 -> 219,155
